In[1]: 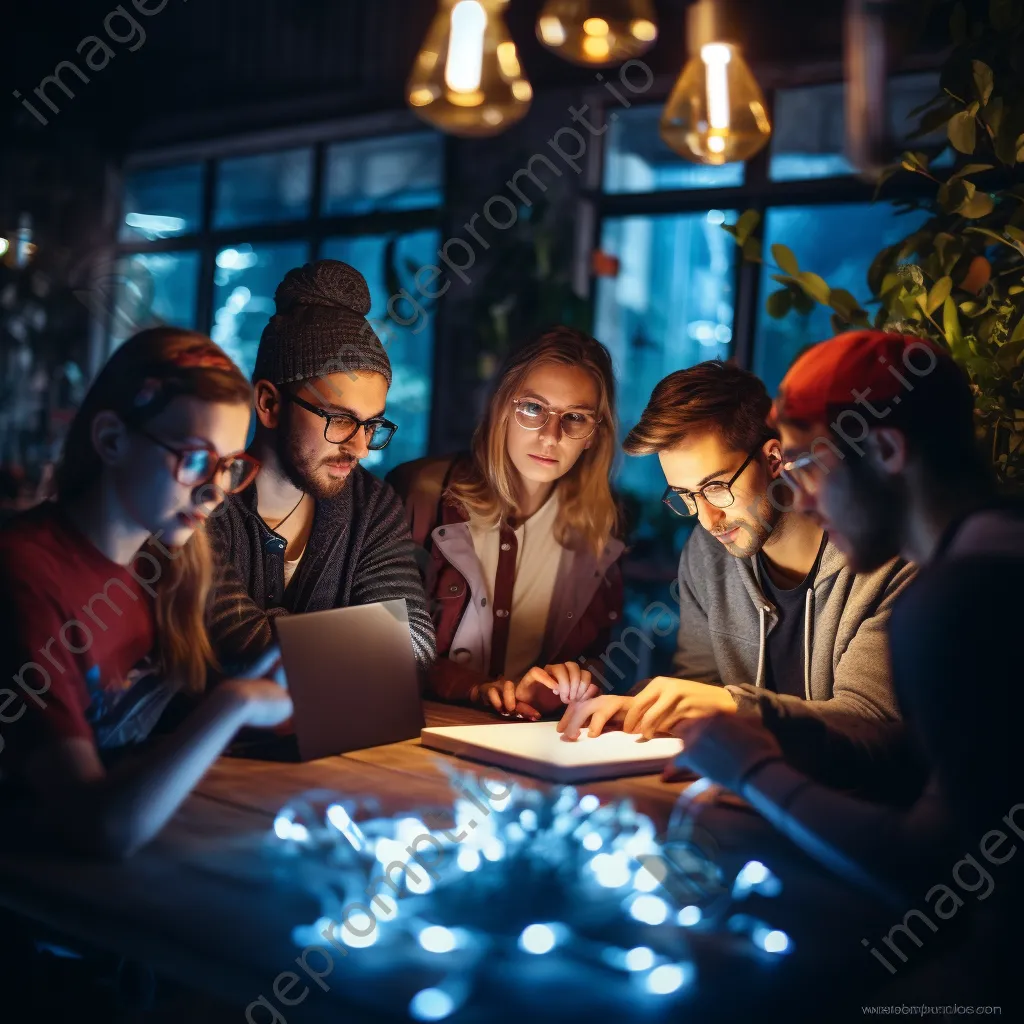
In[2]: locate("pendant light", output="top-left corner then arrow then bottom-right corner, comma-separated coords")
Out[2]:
536,1 -> 658,66
407,0 -> 532,137
660,0 -> 771,165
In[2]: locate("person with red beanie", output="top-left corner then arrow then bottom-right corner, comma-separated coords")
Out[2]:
664,330 -> 1023,1007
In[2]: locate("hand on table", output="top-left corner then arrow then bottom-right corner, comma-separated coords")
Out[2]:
623,676 -> 738,739
557,694 -> 634,740
475,663 -> 599,721
661,712 -> 784,791
220,677 -> 294,729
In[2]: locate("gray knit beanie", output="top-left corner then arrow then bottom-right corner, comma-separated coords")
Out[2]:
253,259 -> 392,387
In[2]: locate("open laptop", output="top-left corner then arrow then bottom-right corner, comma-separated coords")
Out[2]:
234,599 -> 424,762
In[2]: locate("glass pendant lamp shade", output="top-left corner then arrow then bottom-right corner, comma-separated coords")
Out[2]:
407,0 -> 532,137
659,0 -> 771,164
536,0 -> 658,66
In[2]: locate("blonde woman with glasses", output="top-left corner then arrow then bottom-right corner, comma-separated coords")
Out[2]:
388,327 -> 624,720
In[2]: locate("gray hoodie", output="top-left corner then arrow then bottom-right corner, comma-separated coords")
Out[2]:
671,524 -> 918,786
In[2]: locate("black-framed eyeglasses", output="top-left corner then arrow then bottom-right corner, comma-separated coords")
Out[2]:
285,394 -> 398,450
661,447 -> 760,518
512,398 -> 601,440
132,426 -> 260,494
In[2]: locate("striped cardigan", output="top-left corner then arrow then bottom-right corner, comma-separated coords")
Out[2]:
204,466 -> 436,674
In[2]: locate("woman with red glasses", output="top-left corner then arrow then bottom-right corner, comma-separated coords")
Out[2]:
388,327 -> 625,720
0,327 -> 292,857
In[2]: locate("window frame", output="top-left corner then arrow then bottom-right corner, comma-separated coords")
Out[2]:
581,63 -> 943,374
109,110 -> 446,361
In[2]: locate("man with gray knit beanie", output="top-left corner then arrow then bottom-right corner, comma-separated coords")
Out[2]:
205,258 -> 436,674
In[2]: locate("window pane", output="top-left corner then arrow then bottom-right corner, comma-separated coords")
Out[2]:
770,73 -> 944,182
211,241 -> 310,375
594,210 -> 737,504
213,149 -> 313,229
604,105 -> 744,193
120,164 -> 203,241
109,251 -> 200,347
320,230 -> 438,475
323,133 -> 443,216
754,203 -> 931,394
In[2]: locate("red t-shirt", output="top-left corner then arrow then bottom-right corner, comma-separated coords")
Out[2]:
0,503 -> 169,779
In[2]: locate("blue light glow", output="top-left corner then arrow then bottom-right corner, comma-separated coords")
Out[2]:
677,905 -> 702,927
755,927 -> 791,954
629,894 -> 669,926
646,963 -> 686,995
625,946 -> 655,971
633,866 -> 659,892
409,987 -> 455,1021
579,794 -> 600,813
582,831 -> 603,851
457,846 -> 481,872
591,852 -> 631,888
519,923 -> 557,954
418,925 -> 458,954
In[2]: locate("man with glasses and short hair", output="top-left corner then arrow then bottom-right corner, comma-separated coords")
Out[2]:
559,360 -> 916,788
204,259 -> 435,673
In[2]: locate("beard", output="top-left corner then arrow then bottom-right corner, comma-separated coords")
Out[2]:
711,492 -> 780,558
276,403 -> 358,501
833,462 -> 903,572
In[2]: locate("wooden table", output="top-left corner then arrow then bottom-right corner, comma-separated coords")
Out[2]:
0,702 -> 895,1022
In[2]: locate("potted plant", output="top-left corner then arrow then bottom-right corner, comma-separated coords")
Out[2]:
727,0 -> 1024,489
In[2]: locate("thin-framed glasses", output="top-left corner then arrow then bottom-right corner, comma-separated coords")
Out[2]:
512,398 -> 601,440
133,426 -> 260,494
780,453 -> 822,496
661,448 -> 759,518
286,393 -> 398,450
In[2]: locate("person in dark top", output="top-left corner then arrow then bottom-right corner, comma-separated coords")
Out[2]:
756,531 -> 828,698
558,361 -> 914,788
204,259 -> 435,675
665,330 -> 1023,1005
0,328 -> 292,857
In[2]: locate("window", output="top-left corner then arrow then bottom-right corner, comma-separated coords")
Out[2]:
754,203 -> 931,394
109,251 -> 201,346
211,241 -> 310,373
114,129 -> 445,471
604,104 -> 744,193
323,133 -> 443,216
214,149 -> 314,229
594,209 -> 737,503
321,230 -> 439,476
119,163 -> 203,242
770,73 -> 949,182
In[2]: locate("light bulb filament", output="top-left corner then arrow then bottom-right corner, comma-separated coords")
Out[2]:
446,1 -> 486,94
701,43 -> 732,132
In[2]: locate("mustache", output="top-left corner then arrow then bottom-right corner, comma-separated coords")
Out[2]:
322,453 -> 358,467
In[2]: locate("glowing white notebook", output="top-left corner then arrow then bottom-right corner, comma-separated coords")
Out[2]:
420,721 -> 683,783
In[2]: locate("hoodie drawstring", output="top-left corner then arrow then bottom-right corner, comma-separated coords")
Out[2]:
803,588 -> 813,700
755,604 -> 768,688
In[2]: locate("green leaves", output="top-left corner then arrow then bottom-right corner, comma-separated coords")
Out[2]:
928,276 -> 954,313
948,110 -> 978,154
937,176 -> 995,218
721,208 -> 763,262
771,243 -> 800,278
972,61 -> 994,106
765,288 -> 792,319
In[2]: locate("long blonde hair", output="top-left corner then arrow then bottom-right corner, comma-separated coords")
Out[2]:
55,328 -> 252,693
448,327 -> 620,554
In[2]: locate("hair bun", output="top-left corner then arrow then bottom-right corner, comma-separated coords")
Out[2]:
274,259 -> 372,318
